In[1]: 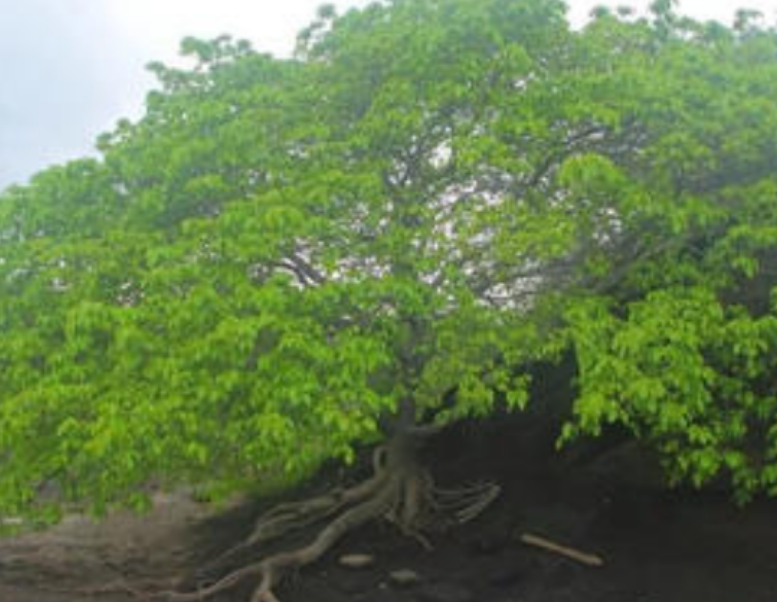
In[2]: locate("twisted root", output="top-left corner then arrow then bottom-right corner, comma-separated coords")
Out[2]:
432,481 -> 502,525
155,437 -> 499,602
208,450 -> 389,570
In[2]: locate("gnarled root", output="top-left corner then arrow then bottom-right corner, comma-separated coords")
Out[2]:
208,448 -> 390,570
431,481 -> 501,525
159,434 -> 499,602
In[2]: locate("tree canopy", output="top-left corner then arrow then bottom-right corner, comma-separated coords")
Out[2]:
2,0 -> 777,525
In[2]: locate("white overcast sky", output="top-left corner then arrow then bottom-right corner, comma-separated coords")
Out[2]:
2,0 -> 776,191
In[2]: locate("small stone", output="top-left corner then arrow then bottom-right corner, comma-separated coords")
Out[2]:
338,553 -> 376,569
389,568 -> 421,587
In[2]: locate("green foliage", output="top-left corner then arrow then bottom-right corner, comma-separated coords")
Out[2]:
1,0 -> 777,517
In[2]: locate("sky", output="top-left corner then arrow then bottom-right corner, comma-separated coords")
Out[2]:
2,0 -> 776,191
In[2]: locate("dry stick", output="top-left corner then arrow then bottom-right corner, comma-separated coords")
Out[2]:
519,533 -> 604,567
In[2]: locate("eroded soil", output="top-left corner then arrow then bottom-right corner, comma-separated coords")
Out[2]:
2,414 -> 777,602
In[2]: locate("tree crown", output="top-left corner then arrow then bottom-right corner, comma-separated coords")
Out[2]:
2,0 -> 777,520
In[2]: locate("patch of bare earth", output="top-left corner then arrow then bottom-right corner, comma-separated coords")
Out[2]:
0,491 -> 212,601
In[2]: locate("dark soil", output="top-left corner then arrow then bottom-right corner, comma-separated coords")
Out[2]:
2,410 -> 777,602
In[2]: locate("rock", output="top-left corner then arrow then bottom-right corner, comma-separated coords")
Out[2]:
339,553 -> 375,569
416,582 -> 474,602
390,568 -> 421,587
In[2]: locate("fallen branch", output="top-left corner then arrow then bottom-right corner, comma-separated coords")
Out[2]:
519,532 -> 604,567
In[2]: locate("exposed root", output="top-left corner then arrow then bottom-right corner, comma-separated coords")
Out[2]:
432,481 -> 501,525
161,467 -> 397,601
247,485 -> 396,602
210,453 -> 389,568
246,446 -> 391,547
154,435 -> 500,602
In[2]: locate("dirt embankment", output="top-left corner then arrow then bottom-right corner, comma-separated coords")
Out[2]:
2,415 -> 777,602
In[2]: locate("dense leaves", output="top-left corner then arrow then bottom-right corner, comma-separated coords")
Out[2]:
2,0 -> 777,519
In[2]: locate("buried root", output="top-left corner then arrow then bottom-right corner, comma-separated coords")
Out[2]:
156,439 -> 500,602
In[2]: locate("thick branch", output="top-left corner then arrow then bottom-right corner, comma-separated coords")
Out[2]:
275,253 -> 326,286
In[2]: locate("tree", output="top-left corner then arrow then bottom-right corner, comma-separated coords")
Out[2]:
2,0 -> 777,599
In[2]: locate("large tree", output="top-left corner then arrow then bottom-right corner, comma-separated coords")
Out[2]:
2,0 -> 777,599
